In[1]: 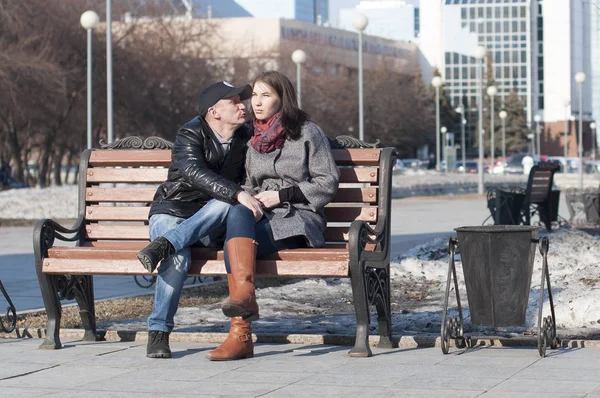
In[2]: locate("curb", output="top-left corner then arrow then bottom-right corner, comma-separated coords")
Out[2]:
3,328 -> 600,350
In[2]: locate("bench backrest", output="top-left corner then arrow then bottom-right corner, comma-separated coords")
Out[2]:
524,162 -> 560,205
77,136 -> 394,249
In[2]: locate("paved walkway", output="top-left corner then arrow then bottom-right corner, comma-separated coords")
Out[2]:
1,337 -> 599,397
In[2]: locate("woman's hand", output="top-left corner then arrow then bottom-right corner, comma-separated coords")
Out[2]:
254,191 -> 281,210
237,191 -> 264,222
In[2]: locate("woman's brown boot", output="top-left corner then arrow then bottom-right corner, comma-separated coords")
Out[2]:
222,237 -> 259,320
205,317 -> 254,361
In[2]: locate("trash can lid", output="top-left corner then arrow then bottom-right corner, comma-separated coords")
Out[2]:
455,225 -> 539,233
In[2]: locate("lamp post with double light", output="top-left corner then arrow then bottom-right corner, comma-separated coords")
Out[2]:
80,10 -> 100,149
591,121 -> 597,161
291,49 -> 307,108
475,46 -> 486,194
575,72 -> 586,189
456,104 -> 466,169
487,85 -> 497,165
499,110 -> 507,161
432,76 -> 443,171
564,99 -> 571,164
441,126 -> 448,171
353,14 -> 368,141
534,114 -> 542,158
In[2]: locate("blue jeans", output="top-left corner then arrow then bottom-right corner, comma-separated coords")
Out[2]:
147,199 -> 232,332
224,204 -> 307,272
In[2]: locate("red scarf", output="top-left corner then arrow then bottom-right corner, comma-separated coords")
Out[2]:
251,112 -> 286,153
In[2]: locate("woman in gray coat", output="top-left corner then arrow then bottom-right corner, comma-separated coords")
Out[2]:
206,71 -> 339,361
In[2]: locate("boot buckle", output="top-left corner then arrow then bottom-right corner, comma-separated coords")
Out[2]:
238,333 -> 251,342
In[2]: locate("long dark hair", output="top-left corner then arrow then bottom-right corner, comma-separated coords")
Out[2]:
250,70 -> 309,140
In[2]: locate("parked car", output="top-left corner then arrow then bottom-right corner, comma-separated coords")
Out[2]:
393,159 -> 407,173
455,160 -> 479,173
402,158 -> 426,169
503,153 -> 527,175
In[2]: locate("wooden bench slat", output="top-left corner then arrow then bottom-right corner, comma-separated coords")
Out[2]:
85,187 -> 377,204
80,241 -> 378,251
89,150 -> 172,166
86,166 -> 379,184
87,168 -> 168,183
85,187 -> 157,203
48,246 -> 349,261
42,258 -> 349,277
85,224 -> 354,242
333,149 -> 380,166
333,187 -> 377,203
85,205 -> 378,223
338,167 -> 378,183
88,148 -> 380,167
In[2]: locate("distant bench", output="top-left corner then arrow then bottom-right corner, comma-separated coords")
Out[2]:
486,162 -> 561,231
34,135 -> 397,357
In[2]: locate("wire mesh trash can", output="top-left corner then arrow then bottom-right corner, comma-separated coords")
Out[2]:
440,225 -> 559,357
486,188 -> 526,225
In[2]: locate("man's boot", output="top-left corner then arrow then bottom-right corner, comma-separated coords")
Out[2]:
205,317 -> 253,361
221,237 -> 259,320
136,237 -> 175,273
146,330 -> 171,359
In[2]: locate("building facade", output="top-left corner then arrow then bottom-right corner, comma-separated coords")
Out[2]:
419,0 -> 594,157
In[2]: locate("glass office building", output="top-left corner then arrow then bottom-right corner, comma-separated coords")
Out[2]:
442,0 -> 534,116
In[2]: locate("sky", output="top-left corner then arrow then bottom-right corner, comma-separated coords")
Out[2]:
329,0 -> 420,27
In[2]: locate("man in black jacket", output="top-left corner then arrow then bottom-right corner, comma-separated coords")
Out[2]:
137,81 -> 263,359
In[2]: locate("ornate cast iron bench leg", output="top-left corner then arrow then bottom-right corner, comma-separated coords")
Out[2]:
34,220 -> 63,349
349,258 -> 372,357
0,280 -> 17,333
70,275 -> 99,342
370,267 -> 393,349
441,238 -> 466,354
536,237 -> 559,357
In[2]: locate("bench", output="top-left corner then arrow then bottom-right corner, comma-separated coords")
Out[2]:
34,135 -> 397,357
486,162 -> 560,231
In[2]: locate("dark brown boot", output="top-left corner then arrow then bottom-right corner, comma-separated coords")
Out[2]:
221,237 -> 259,321
136,237 -> 175,273
205,317 -> 254,361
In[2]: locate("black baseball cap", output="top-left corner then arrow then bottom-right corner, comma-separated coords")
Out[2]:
197,81 -> 252,117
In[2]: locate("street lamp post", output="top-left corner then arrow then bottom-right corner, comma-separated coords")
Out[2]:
564,99 -> 571,167
456,104 -> 466,169
353,14 -> 368,141
475,46 -> 486,194
591,121 -> 597,161
80,10 -> 100,149
441,126 -> 448,171
487,85 -> 497,165
527,133 -> 534,154
291,49 -> 307,108
499,110 -> 507,161
106,0 -> 114,144
432,76 -> 443,171
575,72 -> 586,189
534,114 -> 542,158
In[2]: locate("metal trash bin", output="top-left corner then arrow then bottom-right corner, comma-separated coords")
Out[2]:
487,188 -> 526,225
441,225 -> 559,357
456,225 -> 538,326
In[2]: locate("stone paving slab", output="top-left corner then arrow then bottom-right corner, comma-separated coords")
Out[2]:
2,337 -> 600,397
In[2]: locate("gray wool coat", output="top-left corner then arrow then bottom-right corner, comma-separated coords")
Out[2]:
243,121 -> 339,248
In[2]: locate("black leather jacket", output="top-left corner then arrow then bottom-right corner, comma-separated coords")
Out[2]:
149,116 -> 251,219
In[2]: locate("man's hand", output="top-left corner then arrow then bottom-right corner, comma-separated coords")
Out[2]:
254,191 -> 280,210
237,191 -> 263,221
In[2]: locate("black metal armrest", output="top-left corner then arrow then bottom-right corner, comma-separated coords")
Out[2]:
33,217 -> 86,264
